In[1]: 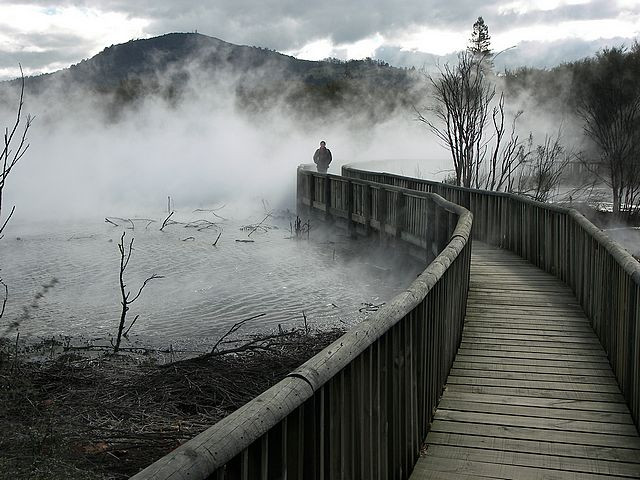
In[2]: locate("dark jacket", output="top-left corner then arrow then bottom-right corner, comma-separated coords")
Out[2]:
313,147 -> 332,169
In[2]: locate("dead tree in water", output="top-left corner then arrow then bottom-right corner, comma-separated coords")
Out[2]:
114,232 -> 163,353
0,66 -> 33,319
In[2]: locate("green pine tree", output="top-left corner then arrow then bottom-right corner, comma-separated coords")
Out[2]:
469,17 -> 492,68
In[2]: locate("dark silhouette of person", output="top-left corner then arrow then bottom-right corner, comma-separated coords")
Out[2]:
313,141 -> 332,173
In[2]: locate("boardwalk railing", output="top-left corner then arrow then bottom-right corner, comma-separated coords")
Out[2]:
132,167 -> 473,480
344,165 -> 640,431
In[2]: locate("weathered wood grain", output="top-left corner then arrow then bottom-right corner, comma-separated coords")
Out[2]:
411,243 -> 640,480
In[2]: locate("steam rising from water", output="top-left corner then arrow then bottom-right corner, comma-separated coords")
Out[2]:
1,60 -> 448,222
0,65 -> 439,345
0,211 -> 424,349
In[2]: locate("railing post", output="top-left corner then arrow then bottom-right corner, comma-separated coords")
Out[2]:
309,173 -> 316,212
296,168 -> 304,217
364,184 -> 371,236
347,180 -> 354,237
425,198 -> 436,259
378,187 -> 387,239
396,192 -> 405,239
325,176 -> 332,222
435,207 -> 448,252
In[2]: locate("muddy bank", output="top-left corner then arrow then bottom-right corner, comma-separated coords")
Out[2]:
0,326 -> 344,480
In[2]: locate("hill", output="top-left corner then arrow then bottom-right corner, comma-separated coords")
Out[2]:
2,33 -> 421,122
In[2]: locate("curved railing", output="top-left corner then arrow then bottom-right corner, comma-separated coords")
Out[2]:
344,165 -> 640,430
132,167 -> 473,479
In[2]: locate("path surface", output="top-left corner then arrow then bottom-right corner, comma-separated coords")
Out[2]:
410,242 -> 640,480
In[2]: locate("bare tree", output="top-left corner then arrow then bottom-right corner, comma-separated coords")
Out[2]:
114,232 -> 163,353
417,51 -> 494,187
481,93 -> 529,192
576,47 -> 640,217
516,129 -> 572,202
0,66 -> 33,319
417,51 -> 527,191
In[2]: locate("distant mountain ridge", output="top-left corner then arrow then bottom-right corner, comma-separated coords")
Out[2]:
15,33 -> 313,90
2,32 -> 419,122
13,33 -> 411,91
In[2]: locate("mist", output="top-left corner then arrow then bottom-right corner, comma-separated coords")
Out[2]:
0,59 -> 452,226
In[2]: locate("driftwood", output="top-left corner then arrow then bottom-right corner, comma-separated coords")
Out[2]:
160,212 -> 174,232
114,232 -> 163,352
213,232 -> 222,246
248,213 -> 272,237
184,219 -> 219,231
193,206 -> 228,221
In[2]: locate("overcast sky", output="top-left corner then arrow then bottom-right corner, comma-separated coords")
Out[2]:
0,0 -> 639,80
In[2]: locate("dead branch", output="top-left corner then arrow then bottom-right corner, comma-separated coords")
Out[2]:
105,218 -> 118,227
247,212 -> 272,237
114,232 -> 163,353
210,313 -> 267,354
0,278 -> 7,319
160,212 -> 174,232
1,66 -> 33,239
193,206 -> 228,221
213,231 -> 222,246
123,315 -> 140,337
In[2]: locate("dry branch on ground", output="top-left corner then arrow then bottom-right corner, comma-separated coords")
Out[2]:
0,325 -> 344,480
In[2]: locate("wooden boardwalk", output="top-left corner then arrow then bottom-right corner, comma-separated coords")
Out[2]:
411,242 -> 640,480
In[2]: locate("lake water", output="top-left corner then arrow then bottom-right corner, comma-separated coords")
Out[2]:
0,208 -> 424,351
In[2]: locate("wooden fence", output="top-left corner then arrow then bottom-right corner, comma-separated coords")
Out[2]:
343,165 -> 640,431
131,167 -> 473,480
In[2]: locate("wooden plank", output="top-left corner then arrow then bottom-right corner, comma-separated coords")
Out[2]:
468,292 -> 581,303
414,455 -> 628,480
409,461 -> 499,480
469,287 -> 576,296
456,348 -> 611,363
466,304 -> 587,315
448,368 -> 618,386
464,318 -> 593,328
434,410 -> 639,436
452,361 -> 615,377
465,307 -> 587,318
425,445 -> 640,478
468,283 -> 575,293
445,383 -> 626,403
460,332 -> 601,344
426,432 -> 640,464
469,284 -> 572,293
463,323 -> 595,334
468,298 -> 582,308
438,398 -> 633,424
467,292 -> 580,302
459,341 -> 606,356
429,420 -> 640,449
454,354 -> 611,369
446,376 -> 621,394
440,391 -> 631,413
469,281 -> 575,288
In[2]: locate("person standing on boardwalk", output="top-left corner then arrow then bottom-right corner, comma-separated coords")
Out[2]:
313,140 -> 332,173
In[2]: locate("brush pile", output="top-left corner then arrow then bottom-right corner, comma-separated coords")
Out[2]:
0,325 -> 344,480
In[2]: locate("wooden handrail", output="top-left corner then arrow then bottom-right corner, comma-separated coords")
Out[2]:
132,166 -> 473,480
343,164 -> 640,430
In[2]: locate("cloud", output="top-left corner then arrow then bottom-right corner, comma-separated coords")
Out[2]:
374,36 -> 638,71
0,0 -> 638,79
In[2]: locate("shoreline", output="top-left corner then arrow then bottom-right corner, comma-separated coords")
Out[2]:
0,325 -> 345,480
